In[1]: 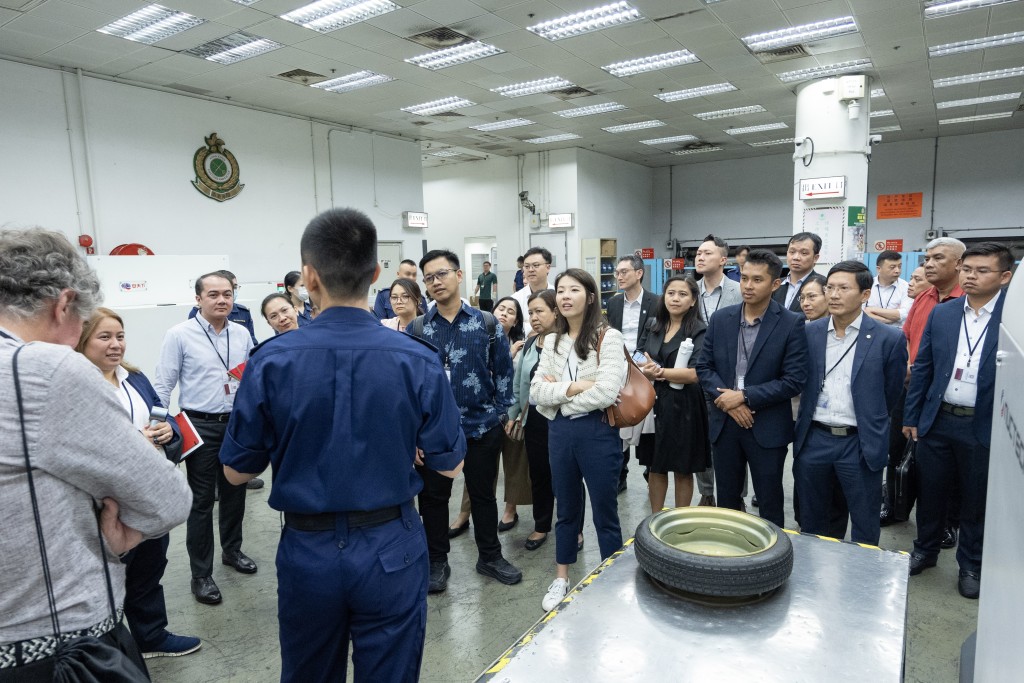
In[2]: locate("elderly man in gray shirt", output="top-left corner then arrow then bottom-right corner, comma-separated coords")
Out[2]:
0,228 -> 191,676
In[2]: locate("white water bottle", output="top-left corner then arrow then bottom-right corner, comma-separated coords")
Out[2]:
670,338 -> 694,389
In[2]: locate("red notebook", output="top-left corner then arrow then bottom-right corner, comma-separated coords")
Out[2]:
173,412 -> 205,460
228,361 -> 246,382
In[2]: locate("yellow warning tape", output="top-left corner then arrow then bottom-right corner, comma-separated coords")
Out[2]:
782,527 -> 908,554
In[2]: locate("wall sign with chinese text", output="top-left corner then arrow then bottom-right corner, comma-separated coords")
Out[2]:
877,192 -> 922,219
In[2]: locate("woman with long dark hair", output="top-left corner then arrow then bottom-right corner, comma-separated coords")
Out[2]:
381,278 -> 424,331
283,270 -> 313,327
531,268 -> 626,611
637,276 -> 709,513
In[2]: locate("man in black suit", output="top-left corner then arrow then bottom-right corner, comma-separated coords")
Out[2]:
696,250 -> 808,527
774,232 -> 826,312
606,254 -> 658,493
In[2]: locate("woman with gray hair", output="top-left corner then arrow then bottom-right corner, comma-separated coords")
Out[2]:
0,228 -> 191,680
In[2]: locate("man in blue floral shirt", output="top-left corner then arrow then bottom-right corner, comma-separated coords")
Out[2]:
409,249 -> 520,593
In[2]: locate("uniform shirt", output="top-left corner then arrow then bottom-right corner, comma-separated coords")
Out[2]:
297,301 -> 313,327
189,303 -> 257,344
513,280 -> 554,336
904,283 -> 965,364
408,302 -> 515,439
621,288 -> 644,354
942,292 -> 1000,408
476,271 -> 498,300
734,306 -> 763,390
812,313 -> 861,427
514,269 -> 525,291
220,307 -> 465,513
866,276 -> 909,327
154,314 -> 254,412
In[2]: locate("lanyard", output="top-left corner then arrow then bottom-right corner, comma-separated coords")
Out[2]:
821,330 -> 858,390
121,381 -> 135,424
961,310 -> 991,368
701,285 -> 722,322
196,318 -> 230,371
875,283 -> 896,309
0,330 -> 15,341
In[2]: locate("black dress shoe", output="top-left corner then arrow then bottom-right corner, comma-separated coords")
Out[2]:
941,526 -> 958,549
222,551 -> 257,574
497,513 -> 519,532
617,479 -> 628,494
524,534 -> 548,551
476,557 -> 523,585
958,569 -> 981,599
246,477 -> 265,490
751,495 -> 759,508
447,521 -> 469,539
879,503 -> 896,527
577,537 -> 584,552
909,552 -> 938,576
191,576 -> 222,605
428,560 -> 450,594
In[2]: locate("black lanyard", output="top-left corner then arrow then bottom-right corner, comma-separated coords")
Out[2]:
196,318 -> 230,371
821,326 -> 858,390
0,330 -> 15,341
962,310 -> 991,368
875,283 -> 896,309
701,284 -> 722,322
121,381 -> 135,424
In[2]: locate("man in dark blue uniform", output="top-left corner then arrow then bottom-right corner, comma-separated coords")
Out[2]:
220,208 -> 466,682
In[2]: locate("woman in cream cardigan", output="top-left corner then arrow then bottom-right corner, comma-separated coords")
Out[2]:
531,268 -> 627,611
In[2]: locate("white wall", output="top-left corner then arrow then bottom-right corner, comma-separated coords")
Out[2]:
576,148 -> 655,258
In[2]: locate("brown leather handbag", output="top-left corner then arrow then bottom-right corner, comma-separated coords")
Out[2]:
596,328 -> 655,427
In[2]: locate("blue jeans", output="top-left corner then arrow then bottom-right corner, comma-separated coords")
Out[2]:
548,411 -> 622,565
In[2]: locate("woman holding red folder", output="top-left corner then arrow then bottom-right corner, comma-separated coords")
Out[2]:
76,308 -> 202,659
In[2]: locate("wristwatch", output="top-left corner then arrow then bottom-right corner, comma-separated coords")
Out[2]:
499,413 -> 510,426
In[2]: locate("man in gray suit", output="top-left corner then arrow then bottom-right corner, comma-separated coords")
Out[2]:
695,234 -> 742,506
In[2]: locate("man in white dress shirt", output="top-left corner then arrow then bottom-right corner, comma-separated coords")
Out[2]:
512,247 -> 555,335
864,250 -> 909,328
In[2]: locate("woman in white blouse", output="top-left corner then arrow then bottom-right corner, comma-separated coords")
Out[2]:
530,268 -> 627,611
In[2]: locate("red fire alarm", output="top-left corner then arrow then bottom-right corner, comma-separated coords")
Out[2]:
78,234 -> 95,255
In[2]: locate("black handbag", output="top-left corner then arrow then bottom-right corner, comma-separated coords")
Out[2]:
12,346 -> 149,682
892,439 -> 918,523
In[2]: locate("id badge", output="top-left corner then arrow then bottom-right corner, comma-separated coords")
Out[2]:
816,391 -> 830,410
444,365 -> 452,383
954,366 -> 978,385
736,375 -> 745,391
223,382 -> 238,395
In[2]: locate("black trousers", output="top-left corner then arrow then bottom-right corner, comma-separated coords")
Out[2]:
0,623 -> 148,682
185,418 -> 247,578
123,535 -> 171,650
478,299 -> 494,312
713,420 -> 787,527
418,425 -> 504,563
524,406 -> 554,533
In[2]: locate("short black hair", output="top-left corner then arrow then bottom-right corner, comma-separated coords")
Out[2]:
743,249 -> 783,280
217,269 -> 237,284
702,234 -> 728,258
735,245 -> 751,256
876,250 -> 901,266
827,260 -> 873,291
400,259 -> 416,268
420,249 -> 459,271
789,232 -> 822,255
962,241 -> 1014,272
260,292 -> 291,320
483,260 -> 491,266
517,255 -> 524,265
300,208 -> 378,299
617,254 -> 645,282
195,271 -> 232,296
523,247 -> 552,265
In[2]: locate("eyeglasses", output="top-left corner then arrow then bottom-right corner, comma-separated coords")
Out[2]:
423,269 -> 455,285
390,294 -> 412,303
614,268 -> 639,277
960,266 -> 1004,276
824,285 -> 856,295
798,292 -> 822,302
522,261 -> 548,271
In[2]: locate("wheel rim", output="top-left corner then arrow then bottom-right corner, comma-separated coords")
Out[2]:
647,507 -> 778,558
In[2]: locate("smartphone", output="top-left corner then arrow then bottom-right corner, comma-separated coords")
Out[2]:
632,350 -> 658,367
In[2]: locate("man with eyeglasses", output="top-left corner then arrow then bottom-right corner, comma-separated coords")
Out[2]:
512,247 -> 555,335
373,260 -> 426,320
793,261 -> 907,545
903,242 -> 1013,599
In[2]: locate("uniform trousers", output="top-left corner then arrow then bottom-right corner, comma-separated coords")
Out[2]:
277,502 -> 427,683
913,411 -> 989,571
713,420 -> 787,528
549,412 -> 622,564
185,418 -> 247,578
794,428 -> 882,545
122,534 -> 171,650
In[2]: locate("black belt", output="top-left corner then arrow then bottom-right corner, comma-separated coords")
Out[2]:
812,421 -> 857,437
284,506 -> 402,531
183,409 -> 231,423
940,402 -> 975,417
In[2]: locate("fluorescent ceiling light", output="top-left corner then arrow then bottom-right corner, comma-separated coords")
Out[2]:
429,150 -> 460,157
777,58 -> 872,83
640,134 -> 698,145
726,122 -> 789,135
527,2 -> 643,41
870,109 -> 894,118
97,4 -> 204,44
924,0 -> 1021,19
695,105 -> 766,120
470,119 -> 535,131
406,41 -> 504,70
185,32 -> 283,64
929,31 -> 1024,57
281,0 -> 398,33
491,77 -> 574,97
656,82 -> 737,102
939,112 -> 1014,124
313,70 -> 393,93
933,66 -> 1024,87
602,120 -> 666,133
671,146 -> 722,155
743,16 -> 857,52
602,50 -> 699,77
402,97 -> 476,116
748,138 -> 796,147
936,92 -> 1021,108
525,133 -> 582,144
229,0 -> 259,5
556,102 -> 626,118
871,125 -> 901,133
870,88 -> 886,98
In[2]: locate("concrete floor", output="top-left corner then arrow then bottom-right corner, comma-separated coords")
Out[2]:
149,452 -> 977,682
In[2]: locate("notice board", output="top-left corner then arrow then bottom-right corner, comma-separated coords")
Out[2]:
877,192 -> 923,219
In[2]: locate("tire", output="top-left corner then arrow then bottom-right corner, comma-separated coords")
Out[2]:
634,507 -> 794,598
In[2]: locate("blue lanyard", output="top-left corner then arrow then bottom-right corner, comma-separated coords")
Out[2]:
875,283 -> 896,309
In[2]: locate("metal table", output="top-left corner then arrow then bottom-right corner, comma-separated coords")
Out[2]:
480,532 -> 908,682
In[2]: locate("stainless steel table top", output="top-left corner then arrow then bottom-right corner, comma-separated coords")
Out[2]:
481,532 -> 909,682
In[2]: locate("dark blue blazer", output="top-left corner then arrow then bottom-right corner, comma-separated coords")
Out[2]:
904,293 -> 1005,448
794,314 -> 908,471
696,298 -> 808,448
124,371 -> 182,462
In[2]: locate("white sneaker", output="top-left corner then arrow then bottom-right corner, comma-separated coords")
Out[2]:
542,578 -> 570,611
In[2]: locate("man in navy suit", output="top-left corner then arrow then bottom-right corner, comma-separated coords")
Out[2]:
903,242 -> 1014,599
697,249 -> 808,528
793,261 -> 907,545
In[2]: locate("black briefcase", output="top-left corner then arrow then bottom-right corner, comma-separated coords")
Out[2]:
892,441 -> 917,522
